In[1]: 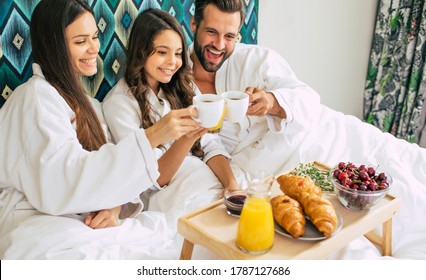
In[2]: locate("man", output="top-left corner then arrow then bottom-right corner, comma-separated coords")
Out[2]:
189,0 -> 321,175
186,1 -> 426,263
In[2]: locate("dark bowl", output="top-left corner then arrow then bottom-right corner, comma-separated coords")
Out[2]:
223,190 -> 247,217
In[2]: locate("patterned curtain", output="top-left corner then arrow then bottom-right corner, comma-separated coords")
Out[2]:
364,0 -> 426,144
0,0 -> 259,107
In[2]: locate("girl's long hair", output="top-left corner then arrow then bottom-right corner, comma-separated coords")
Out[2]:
30,0 -> 106,151
125,8 -> 203,158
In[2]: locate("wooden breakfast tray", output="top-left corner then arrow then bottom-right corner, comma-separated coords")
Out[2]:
177,161 -> 401,260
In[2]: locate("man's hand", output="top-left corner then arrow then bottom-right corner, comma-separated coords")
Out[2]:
245,87 -> 271,116
245,87 -> 286,118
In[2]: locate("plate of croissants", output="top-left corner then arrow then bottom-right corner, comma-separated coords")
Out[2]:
273,212 -> 343,241
271,174 -> 343,240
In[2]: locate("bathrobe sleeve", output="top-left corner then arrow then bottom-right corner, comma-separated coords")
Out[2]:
102,80 -> 142,144
200,133 -> 231,163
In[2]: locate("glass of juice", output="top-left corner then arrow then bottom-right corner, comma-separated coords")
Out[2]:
235,178 -> 274,254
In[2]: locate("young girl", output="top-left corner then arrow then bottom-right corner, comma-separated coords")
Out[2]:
0,0 -> 198,259
102,9 -> 238,229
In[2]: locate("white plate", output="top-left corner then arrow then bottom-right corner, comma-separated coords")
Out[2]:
274,212 -> 343,241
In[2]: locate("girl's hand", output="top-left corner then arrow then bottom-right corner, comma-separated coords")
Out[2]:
84,206 -> 121,229
184,127 -> 208,140
221,184 -> 241,199
146,107 -> 201,148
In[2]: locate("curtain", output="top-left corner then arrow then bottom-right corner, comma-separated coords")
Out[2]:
364,0 -> 426,144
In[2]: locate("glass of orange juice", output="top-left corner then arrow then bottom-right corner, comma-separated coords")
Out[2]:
236,175 -> 274,254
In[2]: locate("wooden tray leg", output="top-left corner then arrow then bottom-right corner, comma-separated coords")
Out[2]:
180,239 -> 195,260
382,218 -> 392,256
364,218 -> 393,257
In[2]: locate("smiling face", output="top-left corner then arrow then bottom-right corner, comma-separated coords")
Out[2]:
65,11 -> 99,76
191,4 -> 241,73
144,29 -> 183,93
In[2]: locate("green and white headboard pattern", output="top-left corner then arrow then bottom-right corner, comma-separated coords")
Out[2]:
0,0 -> 259,107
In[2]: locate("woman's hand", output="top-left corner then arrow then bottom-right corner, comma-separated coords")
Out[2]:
145,107 -> 201,148
84,206 -> 121,229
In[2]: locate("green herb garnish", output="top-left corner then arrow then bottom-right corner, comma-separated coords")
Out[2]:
289,162 -> 333,192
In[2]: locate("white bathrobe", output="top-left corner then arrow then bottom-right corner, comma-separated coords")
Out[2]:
102,79 -> 232,234
189,43 -> 322,175
0,64 -> 176,259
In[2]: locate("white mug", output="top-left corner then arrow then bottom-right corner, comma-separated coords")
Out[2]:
221,91 -> 249,123
192,94 -> 225,130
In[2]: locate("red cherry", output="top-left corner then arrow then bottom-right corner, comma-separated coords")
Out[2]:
338,162 -> 346,170
338,172 -> 348,181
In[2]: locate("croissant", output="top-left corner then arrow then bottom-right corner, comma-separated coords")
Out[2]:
297,191 -> 338,237
277,174 -> 322,200
277,174 -> 337,237
271,195 -> 306,238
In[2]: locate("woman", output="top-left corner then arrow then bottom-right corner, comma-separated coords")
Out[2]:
102,9 -> 238,231
0,0 -> 198,259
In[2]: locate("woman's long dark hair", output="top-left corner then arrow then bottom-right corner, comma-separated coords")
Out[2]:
30,0 -> 106,151
125,8 -> 203,158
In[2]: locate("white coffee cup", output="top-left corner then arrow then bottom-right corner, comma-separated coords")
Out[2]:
192,94 -> 225,128
221,91 -> 249,123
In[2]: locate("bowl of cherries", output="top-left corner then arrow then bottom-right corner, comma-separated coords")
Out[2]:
329,162 -> 392,211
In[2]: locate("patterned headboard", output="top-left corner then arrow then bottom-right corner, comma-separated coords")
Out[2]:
0,0 -> 259,108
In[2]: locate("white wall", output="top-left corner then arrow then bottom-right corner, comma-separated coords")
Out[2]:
257,0 -> 379,119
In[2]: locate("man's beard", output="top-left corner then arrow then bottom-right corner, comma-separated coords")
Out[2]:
193,31 -> 231,73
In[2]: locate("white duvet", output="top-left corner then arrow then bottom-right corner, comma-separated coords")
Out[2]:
280,105 -> 426,260
146,103 -> 426,260
162,104 -> 426,260
3,104 -> 425,260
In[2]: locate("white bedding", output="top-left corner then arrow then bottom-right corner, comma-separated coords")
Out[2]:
181,106 -> 426,259
3,104 -> 425,260
289,105 -> 426,260
149,104 -> 426,260
182,104 -> 426,260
